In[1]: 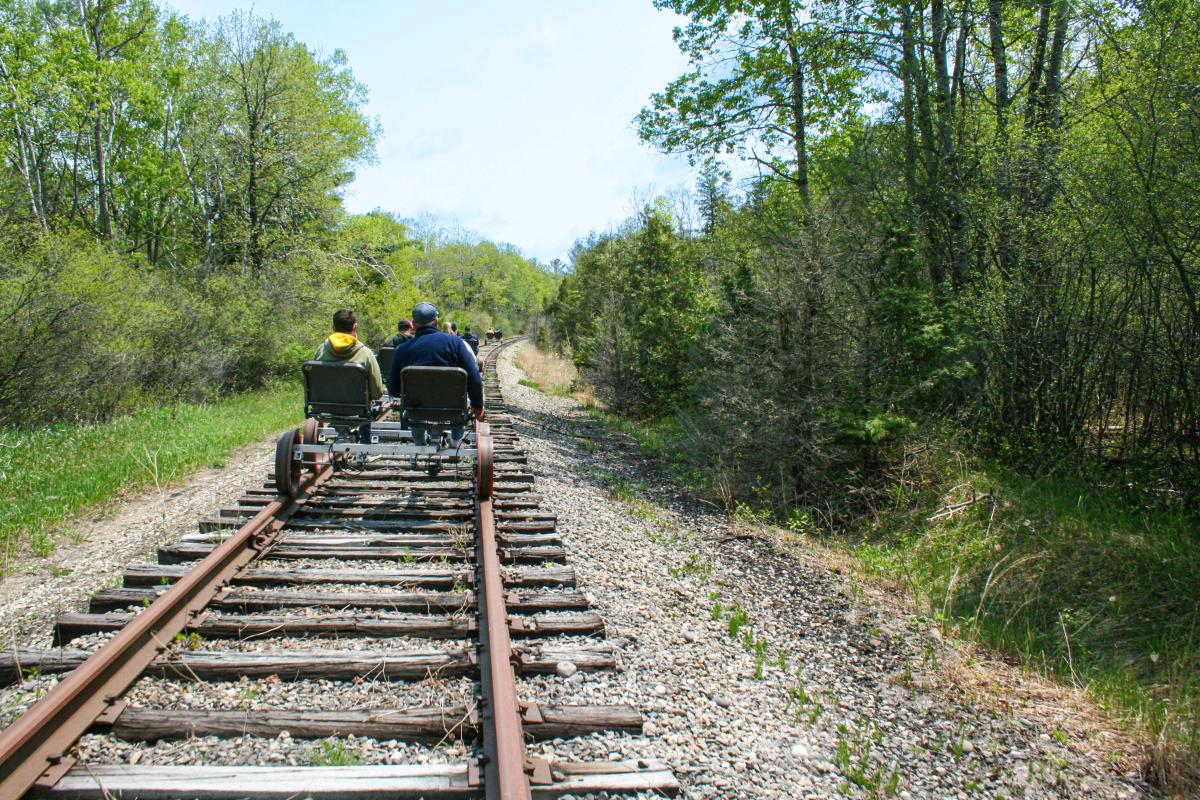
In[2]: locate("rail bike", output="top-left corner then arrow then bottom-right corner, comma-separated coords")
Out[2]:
274,360 -> 494,499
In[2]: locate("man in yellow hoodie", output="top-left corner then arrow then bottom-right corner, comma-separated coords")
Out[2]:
314,308 -> 385,400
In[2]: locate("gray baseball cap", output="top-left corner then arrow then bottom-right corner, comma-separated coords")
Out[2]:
412,302 -> 439,325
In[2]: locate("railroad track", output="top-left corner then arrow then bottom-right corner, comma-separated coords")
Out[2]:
0,339 -> 678,799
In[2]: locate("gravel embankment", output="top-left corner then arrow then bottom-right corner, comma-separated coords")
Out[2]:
499,342 -> 1155,800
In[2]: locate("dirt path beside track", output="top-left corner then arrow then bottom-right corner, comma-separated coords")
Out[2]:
0,436 -> 275,650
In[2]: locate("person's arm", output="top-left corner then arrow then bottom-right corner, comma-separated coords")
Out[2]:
459,339 -> 484,414
366,350 -> 385,401
387,346 -> 403,398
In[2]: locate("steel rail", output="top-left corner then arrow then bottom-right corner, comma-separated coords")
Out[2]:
474,344 -> 533,798
0,464 -> 331,798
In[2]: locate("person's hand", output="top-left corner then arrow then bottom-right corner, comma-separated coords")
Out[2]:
475,407 -> 486,421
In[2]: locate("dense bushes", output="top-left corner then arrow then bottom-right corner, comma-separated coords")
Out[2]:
553,0 -> 1200,516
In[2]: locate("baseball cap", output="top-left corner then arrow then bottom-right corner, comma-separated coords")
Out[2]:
412,302 -> 439,325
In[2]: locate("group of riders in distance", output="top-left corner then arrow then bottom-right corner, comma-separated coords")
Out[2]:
312,303 -> 497,448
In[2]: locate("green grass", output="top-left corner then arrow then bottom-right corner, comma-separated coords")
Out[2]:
0,384 -> 301,564
309,738 -> 364,766
585,408 -> 711,489
855,462 -> 1200,771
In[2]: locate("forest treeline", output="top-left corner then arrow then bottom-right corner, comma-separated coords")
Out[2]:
551,0 -> 1200,514
0,0 -> 556,427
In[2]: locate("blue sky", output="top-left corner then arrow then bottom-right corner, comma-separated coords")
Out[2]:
167,1 -> 698,264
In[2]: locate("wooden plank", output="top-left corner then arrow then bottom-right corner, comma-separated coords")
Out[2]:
502,566 -> 575,587
500,546 -> 566,564
42,764 -> 473,799
87,588 -> 589,615
527,704 -> 642,739
514,643 -> 616,673
159,543 -> 472,564
107,707 -> 473,742
221,506 -> 473,520
0,648 -> 474,685
495,512 -> 557,522
100,703 -> 638,743
506,592 -> 589,613
199,518 -> 469,533
238,495 -> 475,510
511,613 -> 603,638
122,565 -> 472,589
496,521 -> 557,533
55,612 -> 474,645
533,760 -> 680,798
89,588 -> 473,614
185,533 -> 462,547
496,533 -> 562,547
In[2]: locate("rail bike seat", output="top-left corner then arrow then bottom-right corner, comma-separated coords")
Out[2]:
396,366 -> 470,430
377,346 -> 395,378
302,360 -> 374,433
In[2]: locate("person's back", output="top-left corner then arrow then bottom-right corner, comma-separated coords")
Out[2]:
382,319 -> 414,348
389,302 -> 483,448
463,326 -> 480,355
314,308 -> 385,400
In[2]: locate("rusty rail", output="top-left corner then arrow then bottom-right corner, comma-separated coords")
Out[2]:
0,465 -> 330,797
474,418 -> 531,799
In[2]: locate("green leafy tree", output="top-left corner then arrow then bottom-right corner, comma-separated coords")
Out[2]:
638,0 -> 865,205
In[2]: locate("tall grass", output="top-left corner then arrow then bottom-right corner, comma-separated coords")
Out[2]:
515,345 -> 581,399
854,455 -> 1200,786
0,384 -> 301,563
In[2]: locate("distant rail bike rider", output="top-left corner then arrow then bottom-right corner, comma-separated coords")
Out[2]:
462,326 -> 480,355
314,308 -> 385,401
382,318 -> 414,348
388,302 -> 484,448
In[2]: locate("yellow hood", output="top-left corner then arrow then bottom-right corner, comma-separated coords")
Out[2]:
327,332 -> 359,356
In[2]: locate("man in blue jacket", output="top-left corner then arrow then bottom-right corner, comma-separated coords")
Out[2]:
388,302 -> 484,449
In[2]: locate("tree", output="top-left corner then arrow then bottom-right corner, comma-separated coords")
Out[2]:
207,12 -> 374,274
638,0 -> 864,206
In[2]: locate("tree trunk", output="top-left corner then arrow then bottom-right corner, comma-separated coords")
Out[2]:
988,0 -> 1010,136
900,5 -> 918,202
782,0 -> 810,206
989,0 -> 1014,279
94,108 -> 111,238
1025,0 -> 1052,133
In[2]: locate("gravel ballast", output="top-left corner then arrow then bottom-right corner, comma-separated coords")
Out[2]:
499,342 -> 1155,799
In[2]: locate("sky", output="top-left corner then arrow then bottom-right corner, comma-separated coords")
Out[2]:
166,0 -> 700,264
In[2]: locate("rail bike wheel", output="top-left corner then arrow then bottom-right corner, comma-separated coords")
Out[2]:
475,430 -> 494,500
274,427 -> 302,497
301,417 -> 327,473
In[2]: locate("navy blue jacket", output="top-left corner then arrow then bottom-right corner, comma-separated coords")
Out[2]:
388,326 -> 483,410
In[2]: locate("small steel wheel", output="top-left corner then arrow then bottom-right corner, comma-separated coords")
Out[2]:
274,427 -> 302,497
475,432 -> 494,500
301,417 -> 326,473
